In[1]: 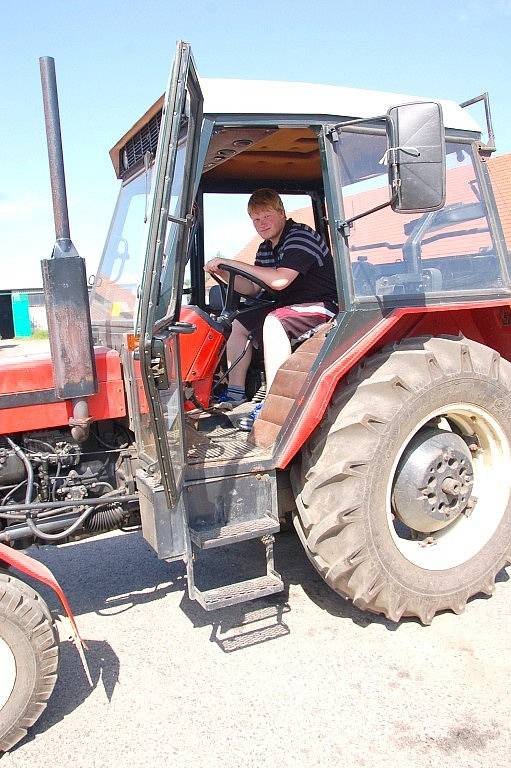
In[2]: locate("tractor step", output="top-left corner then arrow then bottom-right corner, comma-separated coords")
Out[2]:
186,530 -> 284,610
192,573 -> 284,610
189,515 -> 279,549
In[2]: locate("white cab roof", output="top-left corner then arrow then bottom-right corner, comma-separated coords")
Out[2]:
201,78 -> 480,133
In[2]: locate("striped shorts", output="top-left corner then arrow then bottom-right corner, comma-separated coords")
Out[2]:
238,301 -> 337,350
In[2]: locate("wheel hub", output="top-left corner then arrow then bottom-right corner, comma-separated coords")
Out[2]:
0,636 -> 16,710
392,427 -> 474,533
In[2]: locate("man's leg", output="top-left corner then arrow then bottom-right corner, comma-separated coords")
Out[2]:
262,313 -> 291,392
263,303 -> 336,393
238,312 -> 290,431
226,319 -> 252,390
240,303 -> 335,430
238,313 -> 291,432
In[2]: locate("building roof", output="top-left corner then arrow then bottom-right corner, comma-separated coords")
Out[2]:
234,153 -> 511,265
487,153 -> 511,246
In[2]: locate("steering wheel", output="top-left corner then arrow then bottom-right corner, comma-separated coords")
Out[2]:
211,263 -> 277,321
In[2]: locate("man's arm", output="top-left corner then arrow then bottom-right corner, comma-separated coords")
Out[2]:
204,257 -> 299,295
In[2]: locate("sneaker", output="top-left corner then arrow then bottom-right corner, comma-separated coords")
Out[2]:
213,390 -> 247,406
238,402 -> 263,432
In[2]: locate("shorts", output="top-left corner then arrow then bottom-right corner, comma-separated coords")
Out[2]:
238,301 -> 337,350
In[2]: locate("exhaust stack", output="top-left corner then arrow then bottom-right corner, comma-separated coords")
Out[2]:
39,56 -> 97,442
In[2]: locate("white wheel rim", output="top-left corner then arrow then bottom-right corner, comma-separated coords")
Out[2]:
0,636 -> 16,711
387,403 -> 511,570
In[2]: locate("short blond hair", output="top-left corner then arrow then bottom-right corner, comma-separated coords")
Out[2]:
247,189 -> 285,215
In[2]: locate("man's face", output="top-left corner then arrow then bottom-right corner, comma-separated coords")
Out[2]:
249,206 -> 286,244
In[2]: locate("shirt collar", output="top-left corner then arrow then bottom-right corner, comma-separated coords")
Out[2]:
272,218 -> 294,251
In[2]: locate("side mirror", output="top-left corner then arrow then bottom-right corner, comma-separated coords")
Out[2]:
386,102 -> 446,213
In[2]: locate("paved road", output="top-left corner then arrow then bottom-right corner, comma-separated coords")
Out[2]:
4,529 -> 511,767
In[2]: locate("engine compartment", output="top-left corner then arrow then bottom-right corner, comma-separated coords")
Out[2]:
0,422 -> 139,549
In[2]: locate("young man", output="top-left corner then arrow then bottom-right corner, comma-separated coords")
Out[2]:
204,189 -> 338,428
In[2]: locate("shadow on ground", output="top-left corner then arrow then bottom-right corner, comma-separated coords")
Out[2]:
9,526 -> 509,751
9,637 -> 119,754
23,527 -> 511,650
25,531 -> 188,617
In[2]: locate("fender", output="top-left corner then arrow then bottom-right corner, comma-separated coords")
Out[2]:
276,299 -> 511,468
0,542 -> 82,645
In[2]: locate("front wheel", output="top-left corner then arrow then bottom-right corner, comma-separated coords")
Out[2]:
292,336 -> 511,624
0,574 -> 59,753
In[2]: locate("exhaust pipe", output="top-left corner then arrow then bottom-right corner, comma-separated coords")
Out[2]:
39,56 -> 97,442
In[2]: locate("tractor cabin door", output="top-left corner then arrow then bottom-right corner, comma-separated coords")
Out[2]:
138,41 -> 203,507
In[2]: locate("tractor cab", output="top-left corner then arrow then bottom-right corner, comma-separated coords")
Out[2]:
89,41 -> 511,614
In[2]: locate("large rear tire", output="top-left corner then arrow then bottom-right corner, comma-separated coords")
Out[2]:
0,574 -> 59,753
291,336 -> 511,624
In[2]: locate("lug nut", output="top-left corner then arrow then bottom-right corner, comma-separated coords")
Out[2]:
442,477 -> 461,495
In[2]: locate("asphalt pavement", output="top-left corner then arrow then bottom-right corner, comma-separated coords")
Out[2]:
4,528 -> 511,768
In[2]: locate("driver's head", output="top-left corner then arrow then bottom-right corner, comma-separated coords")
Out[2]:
248,189 -> 286,244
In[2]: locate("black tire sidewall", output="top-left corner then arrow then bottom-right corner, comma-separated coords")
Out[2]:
0,572 -> 53,624
364,374 -> 511,596
0,611 -> 38,739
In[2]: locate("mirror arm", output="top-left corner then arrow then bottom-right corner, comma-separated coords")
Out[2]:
329,114 -> 398,239
167,212 -> 194,226
337,193 -> 398,238
327,114 -> 388,139
460,92 -> 496,155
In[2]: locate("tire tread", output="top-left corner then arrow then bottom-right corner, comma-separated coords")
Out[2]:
292,336 -> 511,623
0,575 -> 59,753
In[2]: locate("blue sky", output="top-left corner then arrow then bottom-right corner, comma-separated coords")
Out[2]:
2,0 -> 511,288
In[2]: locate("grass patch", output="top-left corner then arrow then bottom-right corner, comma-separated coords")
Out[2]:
12,330 -> 49,341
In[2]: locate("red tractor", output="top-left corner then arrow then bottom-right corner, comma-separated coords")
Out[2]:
2,42 -> 511,751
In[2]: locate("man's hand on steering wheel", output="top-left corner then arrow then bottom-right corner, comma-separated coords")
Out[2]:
204,257 -> 227,278
204,260 -> 277,319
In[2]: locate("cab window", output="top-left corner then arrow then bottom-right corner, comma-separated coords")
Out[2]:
336,131 -> 498,299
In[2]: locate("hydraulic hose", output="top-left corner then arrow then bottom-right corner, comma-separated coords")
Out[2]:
0,494 -> 139,514
25,505 -> 96,541
6,439 -> 34,507
213,334 -> 253,392
23,489 -> 131,542
83,504 -> 125,533
2,440 -> 136,542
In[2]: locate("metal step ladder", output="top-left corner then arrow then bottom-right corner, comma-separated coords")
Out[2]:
186,515 -> 284,610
